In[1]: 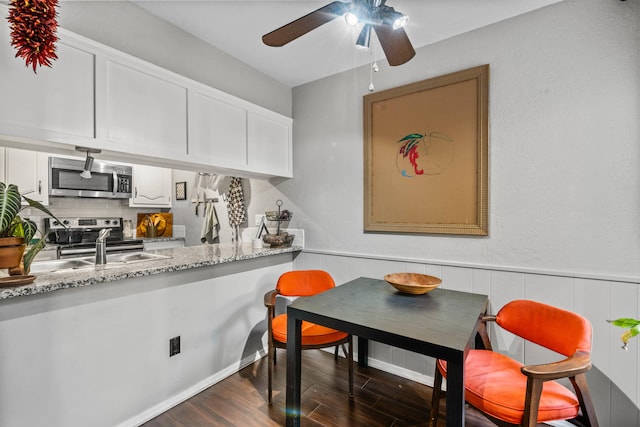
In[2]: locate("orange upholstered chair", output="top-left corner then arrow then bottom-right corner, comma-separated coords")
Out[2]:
429,300 -> 598,427
263,270 -> 353,404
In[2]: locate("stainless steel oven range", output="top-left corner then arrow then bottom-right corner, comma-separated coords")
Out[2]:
45,217 -> 143,259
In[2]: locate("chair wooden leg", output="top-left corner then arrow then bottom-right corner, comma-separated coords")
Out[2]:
335,345 -> 339,360
429,364 -> 443,427
570,374 -> 599,427
523,378 -> 543,427
267,338 -> 274,405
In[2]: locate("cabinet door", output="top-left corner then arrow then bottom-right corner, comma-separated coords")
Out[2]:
247,111 -> 292,177
130,165 -> 172,207
0,26 -> 95,140
188,91 -> 247,167
106,60 -> 187,159
5,148 -> 49,204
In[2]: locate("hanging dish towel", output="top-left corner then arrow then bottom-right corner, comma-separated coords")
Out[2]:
200,200 -> 219,244
227,177 -> 246,226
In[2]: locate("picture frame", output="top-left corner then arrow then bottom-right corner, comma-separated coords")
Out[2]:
363,64 -> 489,236
175,181 -> 187,201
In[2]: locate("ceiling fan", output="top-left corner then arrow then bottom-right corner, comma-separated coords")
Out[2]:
262,0 -> 416,66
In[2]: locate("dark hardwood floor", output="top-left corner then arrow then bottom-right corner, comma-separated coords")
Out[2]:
142,350 -> 495,427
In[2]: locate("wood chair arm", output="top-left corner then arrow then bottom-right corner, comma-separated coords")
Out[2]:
521,351 -> 592,381
264,289 -> 279,309
476,314 -> 497,350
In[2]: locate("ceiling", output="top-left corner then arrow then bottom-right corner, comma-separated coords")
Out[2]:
133,0 -> 561,88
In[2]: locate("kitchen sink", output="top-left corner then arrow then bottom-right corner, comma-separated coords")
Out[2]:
30,252 -> 172,274
29,258 -> 95,274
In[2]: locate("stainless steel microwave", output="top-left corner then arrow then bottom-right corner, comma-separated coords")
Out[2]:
49,157 -> 133,199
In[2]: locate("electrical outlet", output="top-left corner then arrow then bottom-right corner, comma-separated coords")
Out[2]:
255,214 -> 266,226
169,336 -> 180,357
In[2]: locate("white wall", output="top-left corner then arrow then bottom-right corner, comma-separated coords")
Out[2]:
0,254 -> 293,426
283,0 -> 639,280
57,1 -> 292,117
279,0 -> 639,425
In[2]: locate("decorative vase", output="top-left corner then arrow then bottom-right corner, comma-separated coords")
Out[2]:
0,237 -> 26,269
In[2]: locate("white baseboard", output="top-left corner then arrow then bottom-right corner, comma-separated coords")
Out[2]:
117,350 -> 266,427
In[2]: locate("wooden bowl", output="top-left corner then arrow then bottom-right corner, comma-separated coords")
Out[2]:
384,273 -> 442,295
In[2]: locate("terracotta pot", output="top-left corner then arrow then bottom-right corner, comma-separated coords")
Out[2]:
0,237 -> 26,269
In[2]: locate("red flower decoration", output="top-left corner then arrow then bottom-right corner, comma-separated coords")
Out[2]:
6,0 -> 59,73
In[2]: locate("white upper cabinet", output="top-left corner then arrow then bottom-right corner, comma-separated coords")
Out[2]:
105,60 -> 188,159
130,164 -> 172,207
5,148 -> 49,205
0,3 -> 292,179
188,85 -> 292,177
188,90 -> 248,168
248,111 -> 292,177
0,27 -> 95,142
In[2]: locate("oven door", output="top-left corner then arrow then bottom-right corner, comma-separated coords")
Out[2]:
49,157 -> 132,199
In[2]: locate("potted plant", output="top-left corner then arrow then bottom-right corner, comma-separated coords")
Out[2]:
0,182 -> 62,275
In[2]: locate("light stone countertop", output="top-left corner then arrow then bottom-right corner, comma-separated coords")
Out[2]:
0,243 -> 302,300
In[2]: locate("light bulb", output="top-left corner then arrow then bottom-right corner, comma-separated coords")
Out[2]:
372,61 -> 379,72
344,12 -> 359,26
392,15 -> 409,30
368,82 -> 375,92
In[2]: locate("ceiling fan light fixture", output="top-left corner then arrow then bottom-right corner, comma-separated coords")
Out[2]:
392,14 -> 409,30
356,24 -> 371,49
344,12 -> 359,26
262,0 -> 416,66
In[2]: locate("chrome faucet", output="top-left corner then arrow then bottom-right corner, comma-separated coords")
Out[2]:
95,228 -> 111,265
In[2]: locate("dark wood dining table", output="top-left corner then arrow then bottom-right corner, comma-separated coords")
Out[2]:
285,276 -> 489,427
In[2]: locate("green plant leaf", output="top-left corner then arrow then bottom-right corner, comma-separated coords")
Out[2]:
607,318 -> 640,328
22,218 -> 37,244
23,238 -> 45,274
0,183 -> 22,237
22,195 -> 62,223
9,216 -> 23,238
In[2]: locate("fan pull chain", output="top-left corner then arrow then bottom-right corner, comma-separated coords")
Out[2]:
368,60 -> 379,92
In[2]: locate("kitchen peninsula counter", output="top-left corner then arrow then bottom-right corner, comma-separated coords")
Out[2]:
0,240 -> 299,426
0,243 -> 302,300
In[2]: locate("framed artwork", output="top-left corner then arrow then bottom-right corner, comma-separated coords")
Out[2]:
363,64 -> 489,236
175,181 -> 187,201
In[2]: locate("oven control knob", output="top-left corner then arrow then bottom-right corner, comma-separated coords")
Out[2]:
62,220 -> 70,225
104,220 -> 111,225
112,219 -> 118,226
52,220 -> 59,226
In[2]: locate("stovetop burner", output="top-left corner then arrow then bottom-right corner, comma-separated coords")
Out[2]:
44,217 -> 144,257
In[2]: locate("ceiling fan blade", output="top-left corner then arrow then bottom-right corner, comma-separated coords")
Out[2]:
262,1 -> 350,47
373,25 -> 416,66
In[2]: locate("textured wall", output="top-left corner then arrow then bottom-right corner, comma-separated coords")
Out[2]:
282,0 -> 640,279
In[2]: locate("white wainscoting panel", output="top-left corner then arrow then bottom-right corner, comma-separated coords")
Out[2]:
294,250 -> 640,427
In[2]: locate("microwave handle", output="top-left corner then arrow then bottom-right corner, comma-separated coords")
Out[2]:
113,171 -> 117,196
